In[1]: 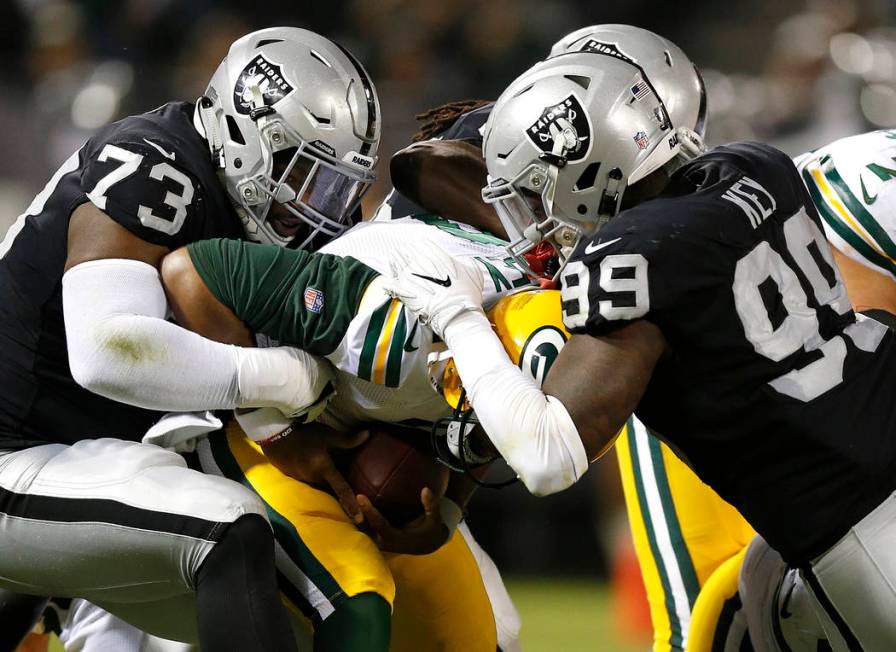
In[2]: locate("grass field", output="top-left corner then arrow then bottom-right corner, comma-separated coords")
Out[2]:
39,578 -> 649,651
507,577 -> 648,652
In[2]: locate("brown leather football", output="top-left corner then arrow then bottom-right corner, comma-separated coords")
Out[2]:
346,428 -> 449,526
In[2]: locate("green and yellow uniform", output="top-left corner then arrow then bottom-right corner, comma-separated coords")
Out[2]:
188,217 -> 529,651
616,419 -> 754,652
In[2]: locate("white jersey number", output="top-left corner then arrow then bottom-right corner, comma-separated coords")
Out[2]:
86,144 -> 194,235
733,207 -> 870,401
561,254 -> 650,329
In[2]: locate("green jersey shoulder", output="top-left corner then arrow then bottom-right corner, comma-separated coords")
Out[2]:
188,217 -> 534,427
796,129 -> 896,279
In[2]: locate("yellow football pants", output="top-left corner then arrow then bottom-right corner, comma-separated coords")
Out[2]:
617,416 -> 755,652
198,421 -> 498,652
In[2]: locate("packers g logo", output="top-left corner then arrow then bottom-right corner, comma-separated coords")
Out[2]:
519,326 -> 568,387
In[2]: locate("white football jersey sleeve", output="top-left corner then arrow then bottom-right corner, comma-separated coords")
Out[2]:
316,217 -> 533,429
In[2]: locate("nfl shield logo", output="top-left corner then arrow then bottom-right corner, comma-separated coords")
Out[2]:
633,131 -> 650,150
304,287 -> 324,313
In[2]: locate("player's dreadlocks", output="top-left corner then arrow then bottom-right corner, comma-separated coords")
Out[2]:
411,99 -> 493,142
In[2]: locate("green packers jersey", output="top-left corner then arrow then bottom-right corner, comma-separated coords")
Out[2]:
187,238 -> 378,355
796,129 -> 896,279
188,217 -> 533,429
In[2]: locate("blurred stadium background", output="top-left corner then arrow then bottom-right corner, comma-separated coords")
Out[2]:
2,0 -> 894,649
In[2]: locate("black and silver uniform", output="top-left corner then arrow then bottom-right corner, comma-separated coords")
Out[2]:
0,101 -> 242,450
385,102 -> 493,219
562,141 -> 896,564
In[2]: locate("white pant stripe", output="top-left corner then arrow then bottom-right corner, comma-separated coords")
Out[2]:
195,438 -> 335,620
632,418 -> 692,649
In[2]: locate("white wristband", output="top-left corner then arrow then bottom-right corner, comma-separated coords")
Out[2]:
234,407 -> 294,444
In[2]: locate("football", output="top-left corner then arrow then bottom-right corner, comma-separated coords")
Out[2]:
345,428 -> 449,526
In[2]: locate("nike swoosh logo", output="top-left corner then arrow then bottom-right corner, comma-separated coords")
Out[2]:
143,138 -> 176,161
860,175 -> 878,205
403,320 -> 420,352
584,237 -> 622,255
411,272 -> 452,287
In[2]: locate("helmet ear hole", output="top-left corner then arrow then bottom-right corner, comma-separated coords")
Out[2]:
225,115 -> 245,145
573,162 -> 601,191
564,74 -> 591,90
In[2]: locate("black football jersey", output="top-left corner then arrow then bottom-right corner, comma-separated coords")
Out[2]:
0,101 -> 243,450
562,141 -> 896,564
384,102 -> 494,219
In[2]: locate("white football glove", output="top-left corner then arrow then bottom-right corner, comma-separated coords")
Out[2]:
381,239 -> 486,337
236,346 -> 335,420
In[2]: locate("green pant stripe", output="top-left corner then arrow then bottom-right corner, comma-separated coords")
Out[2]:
628,418 -> 685,651
802,170 -> 896,276
823,165 -> 896,260
358,299 -> 392,382
207,432 -> 346,605
384,308 -> 407,388
645,430 -> 701,607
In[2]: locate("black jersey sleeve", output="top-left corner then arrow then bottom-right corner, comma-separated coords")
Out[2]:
561,141 -> 803,338
79,122 -> 206,248
436,102 -> 494,145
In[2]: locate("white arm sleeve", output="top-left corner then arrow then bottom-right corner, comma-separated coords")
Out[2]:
62,258 -> 331,416
442,310 -> 589,496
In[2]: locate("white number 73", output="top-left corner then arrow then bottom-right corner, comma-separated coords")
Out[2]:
86,144 -> 194,235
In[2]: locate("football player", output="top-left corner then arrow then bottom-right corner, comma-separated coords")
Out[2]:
795,129 -> 896,321
733,129 -> 896,652
389,25 -> 755,652
393,29 -> 896,652
0,27 -> 379,650
159,214 -> 531,652
382,37 -> 896,650
48,95 -> 525,652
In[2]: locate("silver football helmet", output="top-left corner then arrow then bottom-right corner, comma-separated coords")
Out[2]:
482,28 -> 704,277
197,27 -> 381,248
550,24 -> 706,153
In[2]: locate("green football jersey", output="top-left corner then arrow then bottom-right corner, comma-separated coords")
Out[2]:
188,217 -> 534,428
188,238 -> 378,356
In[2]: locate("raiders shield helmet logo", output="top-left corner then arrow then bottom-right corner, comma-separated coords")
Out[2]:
526,94 -> 592,162
233,54 -> 295,115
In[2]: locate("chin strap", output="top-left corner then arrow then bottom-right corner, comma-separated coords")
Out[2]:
198,96 -> 226,169
677,126 -> 706,159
